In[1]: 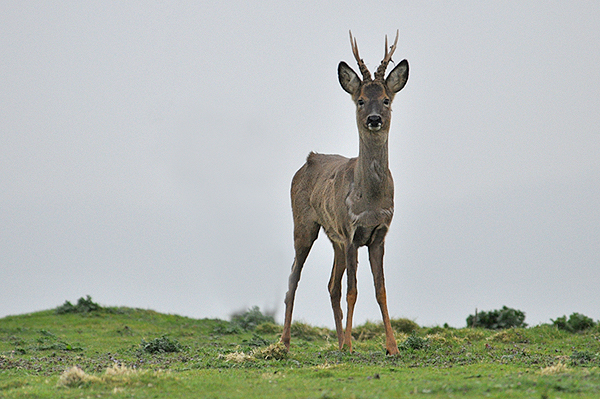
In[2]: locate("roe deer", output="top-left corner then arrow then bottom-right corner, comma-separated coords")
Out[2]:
281,31 -> 409,355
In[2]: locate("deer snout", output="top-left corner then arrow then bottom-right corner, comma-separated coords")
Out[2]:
366,115 -> 383,131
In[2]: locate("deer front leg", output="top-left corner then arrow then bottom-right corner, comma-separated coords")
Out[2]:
328,243 -> 346,349
342,245 -> 358,351
368,239 -> 399,355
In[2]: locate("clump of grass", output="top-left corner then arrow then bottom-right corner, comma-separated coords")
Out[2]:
213,321 -> 243,335
466,306 -> 527,329
221,351 -> 254,363
391,318 -> 420,334
291,322 -> 332,341
58,364 -> 167,388
353,319 -> 419,341
243,333 -> 271,348
539,362 -> 570,375
220,342 -> 288,363
459,329 -> 487,341
254,342 -> 288,360
57,366 -> 99,387
425,333 -> 447,345
570,350 -> 599,366
104,364 -> 137,379
400,334 -> 428,351
255,322 -> 283,334
140,335 -> 184,354
489,328 -> 529,343
230,306 -> 275,331
552,313 -> 596,333
55,295 -> 102,315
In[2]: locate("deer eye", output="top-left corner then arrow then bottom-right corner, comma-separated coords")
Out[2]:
357,99 -> 365,107
383,98 -> 390,106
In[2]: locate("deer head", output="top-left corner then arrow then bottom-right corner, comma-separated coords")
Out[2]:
338,30 -> 409,137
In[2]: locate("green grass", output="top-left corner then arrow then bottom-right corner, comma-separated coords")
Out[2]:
1,305 -> 600,398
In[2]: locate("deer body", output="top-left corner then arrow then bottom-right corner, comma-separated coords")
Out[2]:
281,31 -> 408,355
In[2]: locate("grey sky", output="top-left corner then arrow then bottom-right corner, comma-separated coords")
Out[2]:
1,2 -> 599,328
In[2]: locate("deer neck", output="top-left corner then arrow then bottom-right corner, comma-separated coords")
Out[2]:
355,131 -> 390,195
346,130 -> 393,229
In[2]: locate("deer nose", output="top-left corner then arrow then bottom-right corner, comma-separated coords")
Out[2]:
367,115 -> 382,130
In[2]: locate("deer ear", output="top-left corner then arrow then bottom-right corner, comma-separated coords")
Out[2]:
338,61 -> 361,95
386,59 -> 409,93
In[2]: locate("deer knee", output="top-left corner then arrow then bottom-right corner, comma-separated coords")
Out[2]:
346,288 -> 358,306
375,288 -> 387,305
328,280 -> 341,298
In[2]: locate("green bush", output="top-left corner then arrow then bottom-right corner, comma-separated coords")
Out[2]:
552,313 -> 596,333
55,296 -> 102,314
290,322 -> 332,341
230,307 -> 275,331
466,306 -> 527,329
400,334 -> 428,351
391,318 -> 420,334
353,319 -> 419,341
140,335 -> 184,354
254,322 -> 283,334
570,350 -> 599,366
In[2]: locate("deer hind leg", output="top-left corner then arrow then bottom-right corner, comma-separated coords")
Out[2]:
328,242 -> 346,349
342,244 -> 358,351
368,239 -> 399,355
281,221 -> 320,350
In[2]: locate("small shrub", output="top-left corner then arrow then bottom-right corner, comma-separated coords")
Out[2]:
400,334 -> 428,351
55,296 -> 102,314
570,350 -> 598,366
255,322 -> 283,334
291,322 -> 332,341
243,334 -> 271,348
466,306 -> 527,329
391,318 -> 420,334
230,307 -> 275,331
213,321 -> 242,335
552,313 -> 596,333
425,326 -> 445,335
140,335 -> 183,354
489,329 -> 529,343
353,319 -> 419,341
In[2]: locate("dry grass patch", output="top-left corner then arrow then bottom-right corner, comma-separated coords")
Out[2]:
220,342 -> 288,363
221,351 -> 254,363
57,364 -> 169,388
254,342 -> 288,360
539,362 -> 570,375
57,366 -> 100,387
489,329 -> 529,343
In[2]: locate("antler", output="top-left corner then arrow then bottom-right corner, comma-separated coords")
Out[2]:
349,30 -> 372,82
374,29 -> 399,80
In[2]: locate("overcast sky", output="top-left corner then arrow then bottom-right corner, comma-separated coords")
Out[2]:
1,2 -> 599,329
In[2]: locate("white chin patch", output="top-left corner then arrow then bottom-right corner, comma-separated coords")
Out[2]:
368,124 -> 382,132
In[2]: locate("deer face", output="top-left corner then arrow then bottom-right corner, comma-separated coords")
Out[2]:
355,81 -> 391,132
338,60 -> 409,134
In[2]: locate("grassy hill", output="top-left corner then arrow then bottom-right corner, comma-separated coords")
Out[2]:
1,298 -> 600,398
